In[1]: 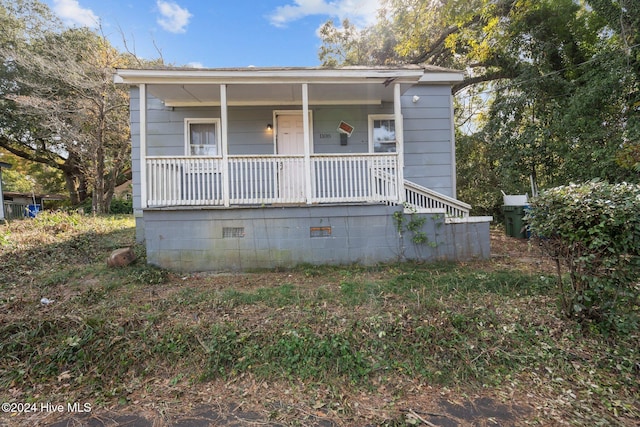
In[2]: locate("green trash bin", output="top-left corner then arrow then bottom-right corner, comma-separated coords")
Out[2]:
503,205 -> 527,238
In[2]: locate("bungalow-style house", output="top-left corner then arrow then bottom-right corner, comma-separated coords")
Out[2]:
114,65 -> 492,272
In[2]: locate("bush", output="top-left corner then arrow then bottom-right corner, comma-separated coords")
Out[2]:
109,197 -> 133,214
526,181 -> 640,330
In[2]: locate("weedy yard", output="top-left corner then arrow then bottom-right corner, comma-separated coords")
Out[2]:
0,213 -> 638,426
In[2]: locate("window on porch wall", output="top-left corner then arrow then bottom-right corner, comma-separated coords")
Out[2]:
185,119 -> 219,156
369,114 -> 397,153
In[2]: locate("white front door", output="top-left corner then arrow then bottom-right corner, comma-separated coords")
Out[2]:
276,113 -> 306,201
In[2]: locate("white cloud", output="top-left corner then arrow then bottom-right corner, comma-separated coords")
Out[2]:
268,0 -> 380,28
156,0 -> 192,34
186,62 -> 204,68
52,0 -> 99,27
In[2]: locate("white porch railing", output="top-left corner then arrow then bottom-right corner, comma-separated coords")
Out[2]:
311,154 -> 398,203
145,153 -> 400,207
403,180 -> 471,217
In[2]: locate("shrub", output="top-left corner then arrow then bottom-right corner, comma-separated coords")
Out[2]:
526,181 -> 640,330
109,197 -> 133,214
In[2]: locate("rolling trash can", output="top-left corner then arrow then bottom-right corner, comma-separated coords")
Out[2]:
502,194 -> 528,239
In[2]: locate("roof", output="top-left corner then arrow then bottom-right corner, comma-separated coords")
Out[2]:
0,161 -> 11,169
3,191 -> 66,201
114,65 -> 463,107
114,64 -> 463,84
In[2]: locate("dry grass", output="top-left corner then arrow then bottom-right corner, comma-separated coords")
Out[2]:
0,214 -> 638,426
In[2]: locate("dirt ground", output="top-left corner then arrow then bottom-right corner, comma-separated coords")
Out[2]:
4,230 -> 552,427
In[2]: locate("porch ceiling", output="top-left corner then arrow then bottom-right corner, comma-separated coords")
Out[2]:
147,81 -> 406,107
115,66 -> 464,107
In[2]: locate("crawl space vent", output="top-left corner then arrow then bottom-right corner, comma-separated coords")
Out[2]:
222,227 -> 245,238
310,226 -> 332,238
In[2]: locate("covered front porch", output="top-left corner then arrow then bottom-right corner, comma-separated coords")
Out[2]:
115,66 -> 469,215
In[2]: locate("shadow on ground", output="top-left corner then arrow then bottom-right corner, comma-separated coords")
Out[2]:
46,397 -> 530,426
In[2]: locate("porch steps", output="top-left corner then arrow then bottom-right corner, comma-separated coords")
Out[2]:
402,180 -> 471,219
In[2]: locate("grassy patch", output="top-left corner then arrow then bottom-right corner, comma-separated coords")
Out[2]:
0,214 -> 638,425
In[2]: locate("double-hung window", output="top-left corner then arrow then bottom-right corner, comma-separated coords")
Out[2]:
185,118 -> 220,156
368,114 -> 397,153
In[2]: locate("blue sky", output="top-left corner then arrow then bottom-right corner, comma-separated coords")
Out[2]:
41,0 -> 382,68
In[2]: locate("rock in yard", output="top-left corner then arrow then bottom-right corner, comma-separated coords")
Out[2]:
107,247 -> 136,267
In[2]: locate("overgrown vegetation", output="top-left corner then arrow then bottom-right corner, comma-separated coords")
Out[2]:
392,209 -> 441,260
320,0 -> 640,217
527,181 -> 640,333
0,214 -> 638,425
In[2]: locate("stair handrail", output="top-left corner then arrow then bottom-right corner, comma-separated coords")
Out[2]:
403,180 -> 471,217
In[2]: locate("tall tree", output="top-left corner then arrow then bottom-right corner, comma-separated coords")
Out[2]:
319,0 -> 525,93
0,0 -> 133,212
319,0 -> 639,214
0,0 -> 84,200
587,0 -> 640,172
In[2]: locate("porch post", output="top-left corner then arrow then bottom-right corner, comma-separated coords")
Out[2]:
302,83 -> 312,204
394,83 -> 405,203
220,84 -> 230,207
139,83 -> 148,209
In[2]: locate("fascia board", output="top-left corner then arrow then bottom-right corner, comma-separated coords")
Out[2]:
114,69 -> 426,85
418,72 -> 464,83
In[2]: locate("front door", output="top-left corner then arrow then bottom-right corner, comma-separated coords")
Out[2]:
276,113 -> 306,201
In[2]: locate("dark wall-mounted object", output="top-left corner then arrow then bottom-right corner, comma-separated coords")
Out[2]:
340,133 -> 348,146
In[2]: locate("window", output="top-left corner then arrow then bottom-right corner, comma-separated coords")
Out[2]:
368,115 -> 397,153
185,118 -> 220,156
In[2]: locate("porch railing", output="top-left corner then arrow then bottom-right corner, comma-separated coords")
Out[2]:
403,180 -> 471,217
145,153 -> 400,207
2,202 -> 30,220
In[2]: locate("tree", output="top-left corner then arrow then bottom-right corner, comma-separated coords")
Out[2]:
0,150 -> 65,194
319,0 -> 639,212
319,0 -> 525,93
0,0 -> 83,199
0,0 -> 134,212
480,0 -> 639,191
587,0 -> 640,172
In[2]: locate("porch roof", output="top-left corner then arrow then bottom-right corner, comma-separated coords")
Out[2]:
114,65 -> 464,107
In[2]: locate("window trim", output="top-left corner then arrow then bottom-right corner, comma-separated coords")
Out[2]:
184,118 -> 221,157
368,114 -> 399,153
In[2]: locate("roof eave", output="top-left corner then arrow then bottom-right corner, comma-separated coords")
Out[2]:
114,67 -> 463,86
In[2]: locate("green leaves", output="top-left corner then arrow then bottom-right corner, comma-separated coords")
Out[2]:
527,181 -> 640,329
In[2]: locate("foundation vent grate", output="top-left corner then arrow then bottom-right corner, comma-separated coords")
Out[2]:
310,226 -> 332,238
223,227 -> 245,238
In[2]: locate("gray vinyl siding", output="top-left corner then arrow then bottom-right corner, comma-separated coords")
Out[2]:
311,104 -> 391,153
401,85 -> 455,197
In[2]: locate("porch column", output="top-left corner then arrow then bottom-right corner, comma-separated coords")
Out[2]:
139,83 -> 148,209
394,83 -> 405,203
220,84 -> 230,207
302,83 -> 312,204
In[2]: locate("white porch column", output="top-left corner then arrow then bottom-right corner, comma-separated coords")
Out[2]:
220,84 -> 230,207
394,83 -> 405,203
302,83 -> 312,204
139,83 -> 148,209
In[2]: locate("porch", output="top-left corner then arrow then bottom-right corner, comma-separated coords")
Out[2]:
114,66 -> 492,271
145,153 -> 399,207
144,153 -> 472,218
